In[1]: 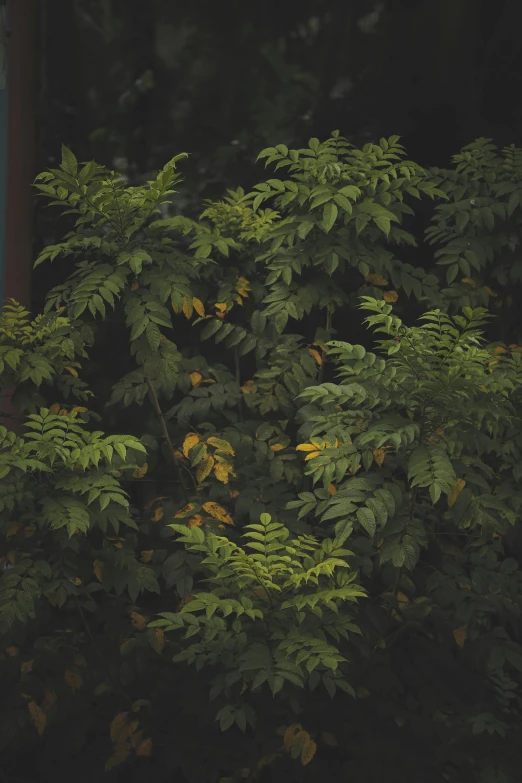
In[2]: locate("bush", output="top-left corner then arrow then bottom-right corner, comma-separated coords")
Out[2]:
1,134 -> 522,782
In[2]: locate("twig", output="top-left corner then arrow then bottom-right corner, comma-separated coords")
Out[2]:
145,376 -> 188,502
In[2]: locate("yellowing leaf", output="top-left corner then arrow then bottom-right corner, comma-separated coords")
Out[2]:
206,437 -> 235,455
270,443 -> 286,452
196,455 -> 215,483
229,489 -> 239,498
296,443 -> 320,452
328,484 -> 337,495
448,478 -> 466,508
215,302 -> 227,318
110,712 -> 130,743
151,506 -> 164,522
202,502 -> 234,526
308,348 -> 323,366
193,297 -> 205,317
93,560 -> 104,581
240,380 -> 257,393
140,550 -> 153,564
182,433 -> 201,458
49,403 -> 61,414
182,297 -> 194,319
484,286 -> 498,297
71,406 -> 88,413
383,290 -> 398,303
301,738 -> 317,766
131,281 -> 139,291
64,365 -> 78,377
283,724 -> 303,750
174,503 -> 196,518
130,612 -> 148,631
105,744 -> 131,771
304,451 -> 322,461
6,646 -> 19,657
28,701 -> 47,735
6,522 -> 21,537
365,273 -> 389,286
64,669 -> 83,693
132,463 -> 148,479
453,625 -> 467,647
462,277 -> 477,288
188,514 -> 204,527
396,592 -> 410,606
373,448 -> 385,466
21,660 -> 34,675
214,463 -> 232,483
189,371 -> 203,388
136,738 -> 153,757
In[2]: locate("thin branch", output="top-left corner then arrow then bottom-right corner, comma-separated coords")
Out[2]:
145,376 -> 188,502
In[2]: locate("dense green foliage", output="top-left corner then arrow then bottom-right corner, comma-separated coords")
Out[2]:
1,134 -> 522,782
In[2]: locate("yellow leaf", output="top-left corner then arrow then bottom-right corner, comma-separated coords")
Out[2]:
373,448 -> 385,466
28,701 -> 47,735
193,297 -> 205,317
64,669 -> 83,693
453,625 -> 467,647
301,737 -> 317,766
240,681 -> 248,695
484,286 -> 498,297
131,282 -> 139,291
58,408 -> 69,416
136,737 -> 153,757
365,273 -> 389,286
110,712 -> 130,743
71,406 -> 88,413
140,550 -> 153,564
6,646 -> 19,657
132,463 -> 148,479
189,371 -> 203,388
64,365 -> 78,377
196,455 -> 215,483
130,612 -> 148,631
93,560 -> 104,581
6,521 -> 21,537
448,478 -> 466,508
240,380 -> 257,393
308,348 -> 323,366
151,506 -> 164,522
202,502 -> 234,526
328,484 -> 337,495
182,297 -> 194,319
188,514 -> 204,527
182,433 -> 201,458
105,744 -> 131,771
215,302 -> 227,315
270,443 -> 286,452
49,403 -> 61,414
21,660 -> 34,675
493,345 -> 507,354
206,437 -> 235,455
214,463 -> 231,484
174,503 -> 196,518
296,443 -> 320,452
396,592 -> 410,606
461,277 -> 477,288
383,290 -> 398,303
304,451 -> 321,461
229,489 -> 239,498
283,724 -> 303,750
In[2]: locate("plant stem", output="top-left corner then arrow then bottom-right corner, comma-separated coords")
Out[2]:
145,375 -> 188,502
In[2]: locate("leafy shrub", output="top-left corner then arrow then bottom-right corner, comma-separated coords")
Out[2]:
0,135 -> 521,782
